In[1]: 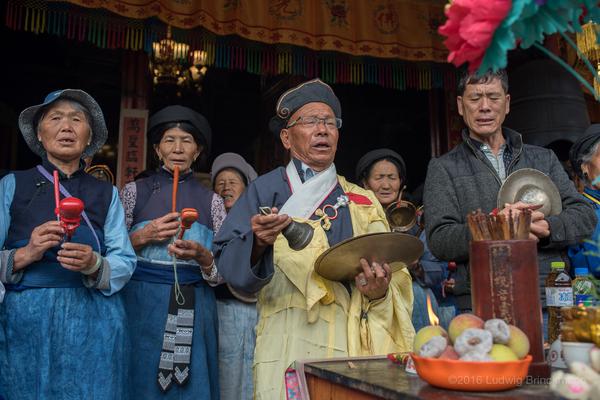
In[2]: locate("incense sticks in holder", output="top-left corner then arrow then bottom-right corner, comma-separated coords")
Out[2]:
467,209 -> 532,241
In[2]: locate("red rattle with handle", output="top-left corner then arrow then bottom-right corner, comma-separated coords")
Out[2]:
178,208 -> 199,240
53,170 -> 84,241
59,197 -> 84,241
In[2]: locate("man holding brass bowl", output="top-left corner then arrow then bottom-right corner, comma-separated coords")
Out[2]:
423,69 -> 596,313
214,79 -> 416,399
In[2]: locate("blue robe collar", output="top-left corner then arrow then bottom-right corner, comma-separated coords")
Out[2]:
158,165 -> 194,182
41,156 -> 86,179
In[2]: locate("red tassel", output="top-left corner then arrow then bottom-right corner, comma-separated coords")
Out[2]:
118,25 -> 123,49
6,1 -> 13,30
24,6 -> 29,32
262,50 -> 268,75
121,25 -> 126,49
106,23 -> 111,49
113,25 -> 118,49
267,51 -> 272,75
78,15 -> 84,41
345,192 -> 372,206
16,4 -> 22,31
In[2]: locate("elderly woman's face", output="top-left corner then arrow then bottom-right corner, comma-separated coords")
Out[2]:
155,127 -> 201,172
37,100 -> 91,162
214,169 -> 246,211
280,102 -> 339,172
582,150 -> 600,189
364,159 -> 402,207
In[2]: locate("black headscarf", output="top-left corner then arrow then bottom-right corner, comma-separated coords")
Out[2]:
355,148 -> 407,184
148,105 -> 212,152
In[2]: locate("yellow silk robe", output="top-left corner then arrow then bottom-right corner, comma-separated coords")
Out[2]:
253,177 -> 415,399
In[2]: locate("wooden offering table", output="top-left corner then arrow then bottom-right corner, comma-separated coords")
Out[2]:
300,356 -> 559,400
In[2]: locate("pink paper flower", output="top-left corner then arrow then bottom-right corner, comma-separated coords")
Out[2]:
438,0 -> 513,72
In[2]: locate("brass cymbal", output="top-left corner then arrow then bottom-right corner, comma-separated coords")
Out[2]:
497,168 -> 562,216
314,232 -> 424,282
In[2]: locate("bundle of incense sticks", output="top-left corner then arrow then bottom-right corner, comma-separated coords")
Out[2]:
467,209 -> 532,241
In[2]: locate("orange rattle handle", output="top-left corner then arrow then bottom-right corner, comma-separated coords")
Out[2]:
172,165 -> 180,213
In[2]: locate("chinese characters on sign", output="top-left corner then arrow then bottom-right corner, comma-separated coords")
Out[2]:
489,244 -> 515,324
117,109 -> 148,188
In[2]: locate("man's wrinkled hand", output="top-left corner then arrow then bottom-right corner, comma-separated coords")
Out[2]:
251,207 -> 291,247
530,219 -> 550,241
498,201 -> 543,218
355,258 -> 391,301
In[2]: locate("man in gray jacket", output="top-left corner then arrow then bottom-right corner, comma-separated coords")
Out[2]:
423,69 -> 596,312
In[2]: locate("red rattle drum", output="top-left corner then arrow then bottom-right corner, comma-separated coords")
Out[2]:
58,197 -> 84,240
178,208 -> 199,240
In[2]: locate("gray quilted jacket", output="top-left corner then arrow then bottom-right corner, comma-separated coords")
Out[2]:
423,128 -> 596,310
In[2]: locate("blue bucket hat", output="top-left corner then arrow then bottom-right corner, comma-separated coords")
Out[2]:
18,89 -> 108,158
268,78 -> 342,134
211,152 -> 257,186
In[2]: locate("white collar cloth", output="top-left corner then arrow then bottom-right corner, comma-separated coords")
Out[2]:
279,161 -> 338,219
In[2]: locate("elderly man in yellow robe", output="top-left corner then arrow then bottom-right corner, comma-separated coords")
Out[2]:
214,79 -> 415,399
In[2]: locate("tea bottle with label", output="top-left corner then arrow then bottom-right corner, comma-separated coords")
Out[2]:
545,261 -> 572,343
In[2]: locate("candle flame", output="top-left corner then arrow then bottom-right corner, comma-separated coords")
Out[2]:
426,294 -> 439,326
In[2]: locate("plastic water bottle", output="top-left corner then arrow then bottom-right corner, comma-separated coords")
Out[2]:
572,267 -> 594,307
545,261 -> 572,343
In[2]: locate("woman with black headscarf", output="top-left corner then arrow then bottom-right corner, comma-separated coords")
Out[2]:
355,148 -> 408,213
356,149 -> 454,330
119,105 -> 226,399
568,124 -> 600,279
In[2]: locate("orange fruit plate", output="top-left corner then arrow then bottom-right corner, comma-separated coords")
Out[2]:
410,353 -> 533,392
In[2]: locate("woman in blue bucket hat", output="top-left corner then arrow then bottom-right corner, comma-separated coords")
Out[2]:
0,89 -> 136,399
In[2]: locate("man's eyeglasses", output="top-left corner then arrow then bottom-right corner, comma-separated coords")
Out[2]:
286,116 -> 343,130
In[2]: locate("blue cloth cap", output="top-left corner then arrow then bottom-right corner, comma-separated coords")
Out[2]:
569,124 -> 600,179
18,89 -> 108,158
269,78 -> 341,134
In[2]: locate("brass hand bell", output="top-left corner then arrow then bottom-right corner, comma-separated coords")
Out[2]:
259,206 -> 314,251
